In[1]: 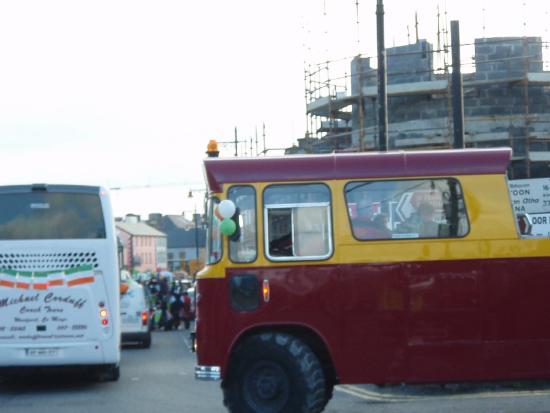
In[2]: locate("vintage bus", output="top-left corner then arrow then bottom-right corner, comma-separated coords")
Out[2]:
194,147 -> 550,412
0,184 -> 121,381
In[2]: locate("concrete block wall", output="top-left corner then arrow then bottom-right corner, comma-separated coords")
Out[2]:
351,40 -> 434,89
350,56 -> 374,95
475,37 -> 543,81
347,36 -> 550,176
386,40 -> 434,84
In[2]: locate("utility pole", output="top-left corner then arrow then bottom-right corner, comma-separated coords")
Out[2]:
262,123 -> 266,155
234,127 -> 238,157
376,0 -> 389,151
255,126 -> 259,156
451,20 -> 465,148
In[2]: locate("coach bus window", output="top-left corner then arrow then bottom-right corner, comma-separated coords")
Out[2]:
345,179 -> 469,240
206,197 -> 222,264
264,184 -> 332,261
0,192 -> 105,239
228,186 -> 257,263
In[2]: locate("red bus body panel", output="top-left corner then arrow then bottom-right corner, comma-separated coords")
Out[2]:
197,256 -> 550,384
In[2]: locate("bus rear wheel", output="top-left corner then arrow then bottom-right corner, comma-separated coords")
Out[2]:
95,364 -> 120,382
223,332 -> 326,413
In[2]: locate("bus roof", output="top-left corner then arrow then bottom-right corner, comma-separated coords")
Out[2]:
204,148 -> 512,193
0,184 -> 102,194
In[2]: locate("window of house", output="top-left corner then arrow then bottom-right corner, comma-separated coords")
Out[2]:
228,186 -> 257,263
263,184 -> 332,261
344,179 -> 469,241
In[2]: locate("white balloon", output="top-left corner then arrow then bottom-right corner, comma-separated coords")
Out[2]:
219,200 -> 236,219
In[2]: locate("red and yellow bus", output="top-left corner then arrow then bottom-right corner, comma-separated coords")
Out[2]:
193,146 -> 550,413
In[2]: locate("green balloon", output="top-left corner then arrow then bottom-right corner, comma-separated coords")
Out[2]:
220,218 -> 236,236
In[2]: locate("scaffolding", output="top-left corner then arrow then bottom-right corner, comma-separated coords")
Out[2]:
301,33 -> 550,178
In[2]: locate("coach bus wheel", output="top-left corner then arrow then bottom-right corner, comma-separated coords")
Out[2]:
107,365 -> 120,381
223,332 -> 326,413
96,364 -> 120,382
142,332 -> 152,349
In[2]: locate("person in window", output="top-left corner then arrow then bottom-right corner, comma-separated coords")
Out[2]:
353,207 -> 390,240
416,203 -> 440,237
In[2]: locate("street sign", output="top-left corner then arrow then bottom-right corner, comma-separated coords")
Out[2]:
528,213 -> 550,237
508,178 -> 550,214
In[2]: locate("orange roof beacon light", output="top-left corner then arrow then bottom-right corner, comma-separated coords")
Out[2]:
206,139 -> 220,158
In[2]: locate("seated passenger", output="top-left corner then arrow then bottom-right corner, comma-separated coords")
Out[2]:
353,213 -> 390,240
417,203 -> 439,237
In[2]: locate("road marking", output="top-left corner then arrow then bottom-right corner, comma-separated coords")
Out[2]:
336,384 -> 550,404
336,385 -> 386,402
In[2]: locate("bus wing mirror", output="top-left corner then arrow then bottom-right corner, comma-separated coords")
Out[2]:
517,213 -> 533,236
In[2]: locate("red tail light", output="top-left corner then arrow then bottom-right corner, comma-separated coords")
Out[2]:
99,307 -> 109,326
141,311 -> 149,326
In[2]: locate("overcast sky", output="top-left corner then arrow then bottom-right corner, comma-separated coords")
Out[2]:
0,0 -> 547,218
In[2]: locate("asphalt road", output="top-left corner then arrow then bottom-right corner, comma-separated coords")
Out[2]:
2,330 -> 550,413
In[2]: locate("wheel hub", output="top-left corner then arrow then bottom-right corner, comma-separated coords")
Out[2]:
244,360 -> 290,411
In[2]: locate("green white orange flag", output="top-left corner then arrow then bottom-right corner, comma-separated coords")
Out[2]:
0,265 -> 95,289
47,270 -> 65,287
32,272 -> 49,290
65,265 -> 95,287
15,272 -> 31,289
0,270 -> 16,288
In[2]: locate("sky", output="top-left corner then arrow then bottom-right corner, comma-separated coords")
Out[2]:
0,0 -> 548,218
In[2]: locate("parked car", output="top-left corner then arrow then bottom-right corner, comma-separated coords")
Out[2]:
120,274 -> 151,348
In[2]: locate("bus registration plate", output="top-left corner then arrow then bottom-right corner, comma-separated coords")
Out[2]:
26,348 -> 58,357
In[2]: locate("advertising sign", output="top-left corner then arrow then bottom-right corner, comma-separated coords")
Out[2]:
0,265 -> 95,343
508,178 -> 550,237
508,178 -> 550,214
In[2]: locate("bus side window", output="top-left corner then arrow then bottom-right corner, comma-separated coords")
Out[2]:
264,184 -> 332,261
345,179 -> 469,240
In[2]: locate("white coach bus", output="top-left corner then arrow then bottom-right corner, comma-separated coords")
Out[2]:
0,184 -> 121,380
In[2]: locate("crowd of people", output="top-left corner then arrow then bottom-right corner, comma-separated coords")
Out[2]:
144,275 -> 194,331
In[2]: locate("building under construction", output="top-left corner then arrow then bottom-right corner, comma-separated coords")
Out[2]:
289,34 -> 550,179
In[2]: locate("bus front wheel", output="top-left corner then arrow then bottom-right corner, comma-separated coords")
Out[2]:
223,332 -> 326,413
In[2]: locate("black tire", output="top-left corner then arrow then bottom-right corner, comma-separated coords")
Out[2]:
106,364 -> 120,381
323,380 -> 334,410
141,332 -> 152,349
223,332 -> 326,413
96,364 -> 120,382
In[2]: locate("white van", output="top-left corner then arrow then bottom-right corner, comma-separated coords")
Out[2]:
0,184 -> 121,380
120,272 -> 151,348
